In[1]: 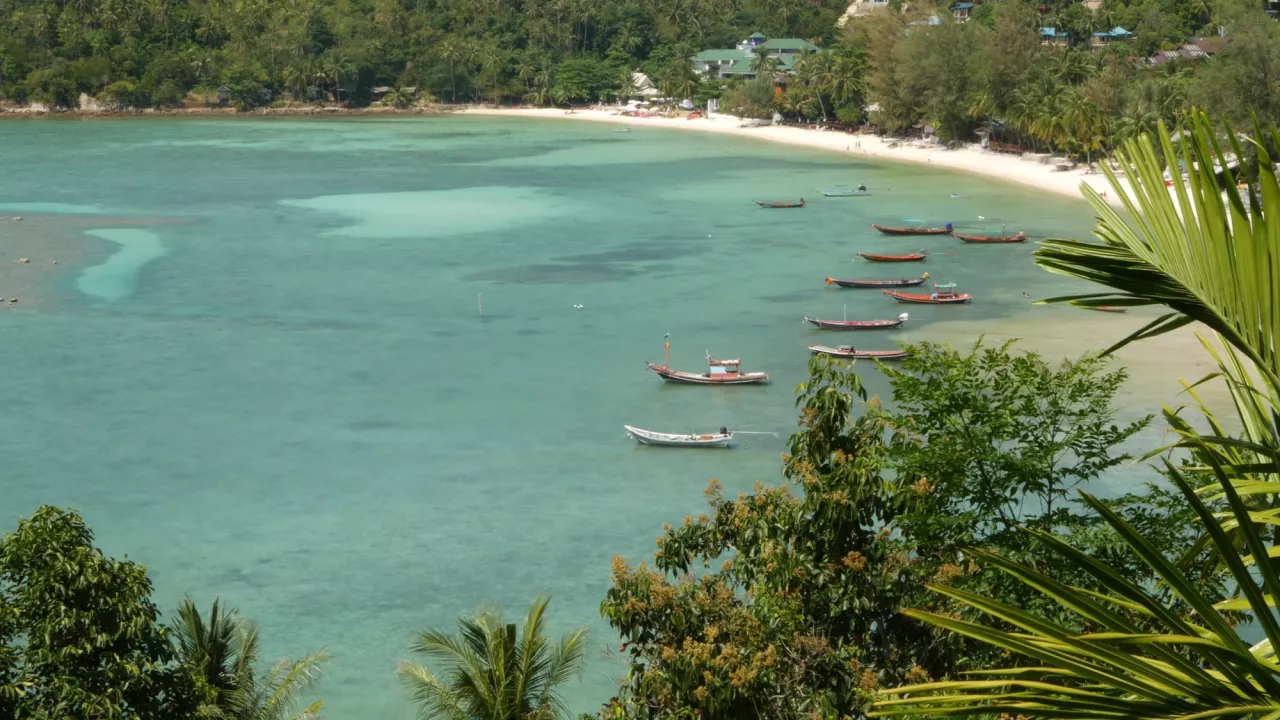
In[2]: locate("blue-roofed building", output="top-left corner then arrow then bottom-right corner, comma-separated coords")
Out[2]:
1040,27 -> 1071,46
1091,26 -> 1133,47
950,2 -> 975,21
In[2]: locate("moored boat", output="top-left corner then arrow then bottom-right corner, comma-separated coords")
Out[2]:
646,341 -> 769,385
625,425 -> 733,448
822,189 -> 871,197
808,345 -> 909,360
859,252 -> 927,262
1085,306 -> 1128,313
755,199 -> 806,208
954,231 -> 1028,243
883,283 -> 973,304
825,273 -> 929,288
803,312 -> 909,330
871,222 -> 953,236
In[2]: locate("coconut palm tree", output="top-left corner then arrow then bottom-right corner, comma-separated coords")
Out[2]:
751,46 -> 778,76
397,595 -> 587,720
873,112 -> 1280,720
172,598 -> 327,720
438,38 -> 463,103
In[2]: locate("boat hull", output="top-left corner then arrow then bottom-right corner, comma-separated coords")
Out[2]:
826,276 -> 928,288
871,223 -> 952,235
955,232 -> 1027,243
804,316 -> 905,330
859,253 -> 927,262
625,425 -> 733,448
756,200 -> 805,208
808,345 -> 908,360
822,190 -> 870,197
646,363 -> 770,385
883,290 -> 973,304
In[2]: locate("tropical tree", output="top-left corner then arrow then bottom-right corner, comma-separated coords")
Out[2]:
397,596 -> 587,720
874,112 -> 1280,720
0,506 -> 194,719
172,598 -> 327,720
751,46 -> 777,75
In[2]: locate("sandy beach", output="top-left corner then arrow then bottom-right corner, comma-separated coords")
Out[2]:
461,107 -> 1125,208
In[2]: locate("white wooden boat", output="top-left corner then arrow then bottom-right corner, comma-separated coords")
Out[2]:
809,345 -> 909,360
625,425 -> 733,448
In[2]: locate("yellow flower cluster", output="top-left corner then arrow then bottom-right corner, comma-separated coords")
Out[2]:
842,551 -> 868,573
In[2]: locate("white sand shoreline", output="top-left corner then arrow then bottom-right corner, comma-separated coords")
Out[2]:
460,107 -> 1126,207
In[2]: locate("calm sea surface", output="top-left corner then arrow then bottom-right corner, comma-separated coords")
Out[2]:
0,117 -> 1147,717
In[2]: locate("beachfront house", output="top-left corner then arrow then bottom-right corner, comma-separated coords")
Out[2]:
1040,27 -> 1071,46
691,33 -> 821,80
950,3 -> 975,22
217,86 -> 231,105
1091,26 -> 1133,48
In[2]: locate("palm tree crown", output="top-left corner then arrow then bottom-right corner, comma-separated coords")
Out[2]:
172,597 -> 327,720
398,595 -> 588,720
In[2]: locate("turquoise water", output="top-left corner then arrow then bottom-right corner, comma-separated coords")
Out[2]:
77,228 -> 167,299
0,117 -> 1134,716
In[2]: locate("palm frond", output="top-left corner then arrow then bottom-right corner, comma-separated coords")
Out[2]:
400,596 -> 587,720
239,650 -> 328,720
1034,112 -> 1280,393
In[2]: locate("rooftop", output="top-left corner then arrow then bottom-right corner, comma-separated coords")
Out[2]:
760,38 -> 821,51
1093,26 -> 1132,37
1040,27 -> 1070,37
693,49 -> 749,62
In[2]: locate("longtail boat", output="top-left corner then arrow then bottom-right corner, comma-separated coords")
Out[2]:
825,274 -> 930,288
755,199 -> 805,208
955,231 -> 1028,243
859,251 -> 927,262
809,345 -> 909,360
871,222 -> 953,236
1085,306 -> 1128,313
822,189 -> 871,197
625,425 -> 733,448
646,340 -> 768,385
804,312 -> 909,330
883,282 -> 972,305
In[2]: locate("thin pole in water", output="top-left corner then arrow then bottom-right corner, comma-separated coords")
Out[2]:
478,293 -> 483,317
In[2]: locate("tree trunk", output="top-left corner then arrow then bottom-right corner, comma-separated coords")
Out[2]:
450,62 -> 456,104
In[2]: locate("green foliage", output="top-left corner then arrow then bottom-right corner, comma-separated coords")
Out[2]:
0,0 -> 852,109
851,0 -> 1278,157
172,598 -> 327,720
603,356 -> 915,719
601,347 -> 1191,718
553,58 -> 622,105
720,76 -> 776,119
872,112 -> 1280,720
398,595 -> 587,720
0,506 -> 194,719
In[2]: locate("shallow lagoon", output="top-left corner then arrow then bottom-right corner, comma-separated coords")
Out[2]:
0,116 -> 1154,716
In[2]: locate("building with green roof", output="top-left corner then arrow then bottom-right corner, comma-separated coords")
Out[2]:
691,32 -> 821,79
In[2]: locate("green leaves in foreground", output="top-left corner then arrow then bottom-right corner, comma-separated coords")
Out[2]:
874,462 -> 1280,720
874,113 -> 1280,720
1036,111 -> 1280,390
